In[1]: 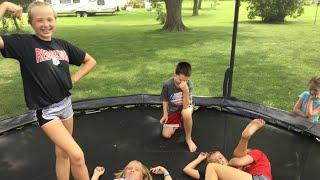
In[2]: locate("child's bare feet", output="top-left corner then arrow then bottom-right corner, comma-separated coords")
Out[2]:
241,119 -> 265,140
91,166 -> 105,180
186,138 -> 197,152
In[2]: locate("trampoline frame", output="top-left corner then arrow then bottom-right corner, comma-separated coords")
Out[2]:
1,95 -> 319,139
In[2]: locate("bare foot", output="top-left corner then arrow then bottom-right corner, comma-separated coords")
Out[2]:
241,119 -> 265,140
186,138 -> 197,152
91,166 -> 105,180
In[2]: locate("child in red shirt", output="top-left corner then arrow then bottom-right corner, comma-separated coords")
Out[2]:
183,119 -> 272,180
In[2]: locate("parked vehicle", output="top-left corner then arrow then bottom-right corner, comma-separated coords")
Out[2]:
50,0 -> 119,17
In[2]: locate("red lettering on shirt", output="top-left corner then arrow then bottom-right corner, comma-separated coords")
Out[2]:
35,48 -> 69,63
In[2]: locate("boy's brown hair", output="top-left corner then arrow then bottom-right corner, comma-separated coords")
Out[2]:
175,61 -> 192,77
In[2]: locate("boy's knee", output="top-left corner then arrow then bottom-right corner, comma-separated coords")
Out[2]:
181,109 -> 192,120
162,131 -> 172,139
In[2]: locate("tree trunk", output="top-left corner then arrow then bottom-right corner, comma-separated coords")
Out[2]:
198,0 -> 202,9
193,0 -> 199,16
162,0 -> 186,32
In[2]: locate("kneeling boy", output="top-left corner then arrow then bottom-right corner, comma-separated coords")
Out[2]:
160,61 -> 197,152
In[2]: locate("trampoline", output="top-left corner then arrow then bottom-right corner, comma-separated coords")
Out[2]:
1,95 -> 320,180
1,0 -> 320,179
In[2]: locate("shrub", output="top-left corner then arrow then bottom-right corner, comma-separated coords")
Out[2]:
244,0 -> 304,23
127,0 -> 145,8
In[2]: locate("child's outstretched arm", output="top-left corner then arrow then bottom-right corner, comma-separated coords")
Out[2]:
150,166 -> 172,180
183,152 -> 208,179
0,2 -> 22,20
91,166 -> 105,180
160,101 -> 169,124
71,53 -> 96,84
293,98 -> 307,118
0,2 -> 22,49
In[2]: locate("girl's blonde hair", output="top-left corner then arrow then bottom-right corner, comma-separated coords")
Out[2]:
114,160 -> 152,180
308,76 -> 320,89
27,1 -> 56,24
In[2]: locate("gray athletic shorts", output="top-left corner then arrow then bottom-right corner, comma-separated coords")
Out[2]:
33,96 -> 73,126
252,175 -> 268,180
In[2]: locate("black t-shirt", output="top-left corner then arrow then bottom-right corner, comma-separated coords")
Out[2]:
1,34 -> 85,109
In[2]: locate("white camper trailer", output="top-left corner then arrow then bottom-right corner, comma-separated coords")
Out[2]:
50,0 -> 119,17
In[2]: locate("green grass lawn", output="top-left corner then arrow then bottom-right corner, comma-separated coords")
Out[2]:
0,1 -> 319,119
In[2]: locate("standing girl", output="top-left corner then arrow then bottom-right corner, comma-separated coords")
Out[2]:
0,1 -> 96,179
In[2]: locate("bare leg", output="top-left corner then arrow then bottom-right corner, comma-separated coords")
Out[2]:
182,106 -> 197,152
55,117 -> 74,180
162,126 -> 177,138
41,119 -> 90,180
233,119 -> 265,157
205,163 -> 252,180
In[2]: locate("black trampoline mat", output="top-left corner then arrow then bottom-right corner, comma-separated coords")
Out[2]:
1,106 -> 320,180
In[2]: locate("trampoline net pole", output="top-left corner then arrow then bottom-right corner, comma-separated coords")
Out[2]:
226,0 -> 240,97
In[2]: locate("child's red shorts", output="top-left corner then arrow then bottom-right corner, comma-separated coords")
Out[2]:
165,110 -> 183,128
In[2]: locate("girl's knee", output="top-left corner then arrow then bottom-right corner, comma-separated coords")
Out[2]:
70,149 -> 85,165
55,148 -> 69,159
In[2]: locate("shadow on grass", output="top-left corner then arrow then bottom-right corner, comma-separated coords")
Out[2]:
183,7 -> 220,11
239,20 -> 301,25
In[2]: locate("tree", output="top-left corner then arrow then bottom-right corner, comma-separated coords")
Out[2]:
193,0 -> 199,16
198,0 -> 202,9
244,0 -> 304,23
162,0 -> 186,31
